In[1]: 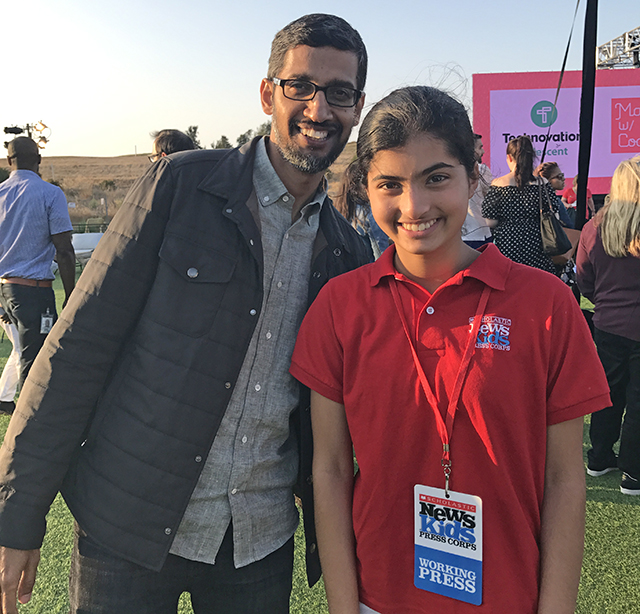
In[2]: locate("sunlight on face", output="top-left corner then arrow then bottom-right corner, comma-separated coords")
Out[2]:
365,133 -> 476,264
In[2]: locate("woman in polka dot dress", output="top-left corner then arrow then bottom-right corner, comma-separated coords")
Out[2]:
482,136 -> 560,274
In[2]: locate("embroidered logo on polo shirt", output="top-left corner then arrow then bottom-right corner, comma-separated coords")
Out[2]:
469,315 -> 511,351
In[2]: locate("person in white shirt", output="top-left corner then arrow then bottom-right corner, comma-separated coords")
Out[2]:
462,134 -> 493,248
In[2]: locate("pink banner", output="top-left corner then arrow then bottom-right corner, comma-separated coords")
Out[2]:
473,69 -> 640,194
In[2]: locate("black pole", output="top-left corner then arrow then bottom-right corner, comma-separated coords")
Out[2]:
576,0 -> 598,230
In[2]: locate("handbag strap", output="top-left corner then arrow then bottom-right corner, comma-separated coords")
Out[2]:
538,178 -> 549,213
538,178 -> 556,215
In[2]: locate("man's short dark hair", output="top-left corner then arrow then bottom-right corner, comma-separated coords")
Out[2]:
6,137 -> 40,166
267,14 -> 367,91
151,129 -> 196,155
473,133 -> 482,140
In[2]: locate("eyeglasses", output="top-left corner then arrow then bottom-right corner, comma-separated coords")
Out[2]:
270,78 -> 362,108
148,153 -> 161,163
550,173 -> 565,180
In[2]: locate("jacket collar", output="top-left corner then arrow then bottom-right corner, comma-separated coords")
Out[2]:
197,138 -> 259,205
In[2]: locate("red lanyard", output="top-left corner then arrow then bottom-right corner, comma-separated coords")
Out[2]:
389,279 -> 491,497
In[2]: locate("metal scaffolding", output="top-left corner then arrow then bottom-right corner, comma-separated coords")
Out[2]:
597,26 -> 640,69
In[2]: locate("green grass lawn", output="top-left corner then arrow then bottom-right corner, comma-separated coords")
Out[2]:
0,274 -> 637,612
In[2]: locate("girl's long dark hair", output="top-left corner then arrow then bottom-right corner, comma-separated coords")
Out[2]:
506,136 -> 536,188
345,86 -> 477,206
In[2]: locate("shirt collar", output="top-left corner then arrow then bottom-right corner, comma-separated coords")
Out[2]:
369,243 -> 510,291
252,137 -> 327,219
9,169 -> 39,178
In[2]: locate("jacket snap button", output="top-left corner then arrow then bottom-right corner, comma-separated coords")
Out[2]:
195,455 -> 202,462
249,309 -> 257,316
250,239 -> 254,246
312,271 -> 321,279
225,208 -> 233,214
165,527 -> 172,535
187,267 -> 198,279
333,248 -> 342,257
224,382 -> 232,389
307,475 -> 313,484
309,542 -> 317,553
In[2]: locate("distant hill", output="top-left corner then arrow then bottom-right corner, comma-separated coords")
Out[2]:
0,142 -> 357,223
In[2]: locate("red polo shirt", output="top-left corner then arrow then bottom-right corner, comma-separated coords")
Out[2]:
291,244 -> 609,614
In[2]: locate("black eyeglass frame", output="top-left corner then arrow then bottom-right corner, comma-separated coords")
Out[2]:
270,78 -> 362,108
148,153 -> 162,163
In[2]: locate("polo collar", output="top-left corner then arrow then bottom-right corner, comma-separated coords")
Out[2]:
369,243 -> 510,291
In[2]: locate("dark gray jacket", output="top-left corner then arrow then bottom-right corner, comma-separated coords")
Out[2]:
0,138 -> 371,585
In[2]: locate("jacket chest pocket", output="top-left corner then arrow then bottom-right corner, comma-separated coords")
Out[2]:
145,232 -> 238,337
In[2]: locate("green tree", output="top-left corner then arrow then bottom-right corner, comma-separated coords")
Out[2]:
185,125 -> 203,149
236,129 -> 253,146
213,136 -> 232,149
98,179 -> 116,191
0,167 -> 10,183
255,121 -> 272,136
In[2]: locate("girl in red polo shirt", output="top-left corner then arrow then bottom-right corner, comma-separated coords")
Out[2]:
290,86 -> 609,614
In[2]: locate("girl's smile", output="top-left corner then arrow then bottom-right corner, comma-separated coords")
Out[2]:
366,133 -> 478,289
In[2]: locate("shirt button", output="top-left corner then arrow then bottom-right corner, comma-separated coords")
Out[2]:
277,281 -> 283,288
225,208 -> 233,214
255,383 -> 261,391
249,309 -> 257,316
195,455 -> 202,463
309,542 -> 317,553
426,306 -> 435,315
266,332 -> 272,339
263,195 -> 270,202
231,488 -> 238,495
283,195 -> 290,202
333,248 -> 342,257
165,527 -> 172,535
285,233 -> 290,239
249,239 -> 254,246
186,267 -> 198,278
224,381 -> 231,389
242,436 -> 248,444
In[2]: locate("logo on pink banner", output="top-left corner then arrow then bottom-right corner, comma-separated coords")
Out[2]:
611,98 -> 640,153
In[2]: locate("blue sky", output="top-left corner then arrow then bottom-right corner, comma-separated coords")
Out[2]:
3,0 -> 637,157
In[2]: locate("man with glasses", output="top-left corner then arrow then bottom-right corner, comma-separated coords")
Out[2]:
148,129 -> 196,163
0,13 -> 370,614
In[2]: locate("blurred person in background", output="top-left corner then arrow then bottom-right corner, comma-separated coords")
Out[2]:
334,164 -> 389,258
149,129 -> 196,163
0,306 -> 20,414
562,175 -> 595,225
535,161 -> 574,228
576,155 -> 640,495
462,133 -> 493,248
0,137 -> 75,388
482,136 -> 559,274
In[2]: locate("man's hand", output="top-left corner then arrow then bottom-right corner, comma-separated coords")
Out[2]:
0,547 -> 40,614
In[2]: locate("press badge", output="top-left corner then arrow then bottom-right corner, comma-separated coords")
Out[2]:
40,309 -> 54,334
414,485 -> 483,605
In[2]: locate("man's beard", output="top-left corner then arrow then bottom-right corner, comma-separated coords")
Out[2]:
272,118 -> 347,174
